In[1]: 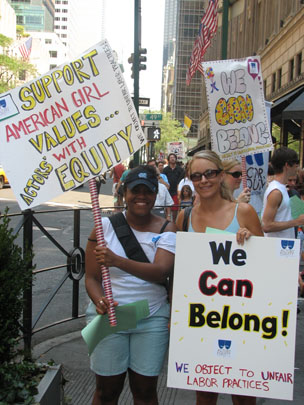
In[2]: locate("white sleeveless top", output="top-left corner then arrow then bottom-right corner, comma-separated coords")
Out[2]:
262,180 -> 294,238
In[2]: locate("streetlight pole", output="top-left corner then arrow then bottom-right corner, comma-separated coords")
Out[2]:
133,0 -> 141,166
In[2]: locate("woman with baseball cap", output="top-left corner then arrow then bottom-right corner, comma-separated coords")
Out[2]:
85,165 -> 176,404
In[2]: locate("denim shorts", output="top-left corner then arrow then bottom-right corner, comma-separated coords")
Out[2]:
89,303 -> 170,377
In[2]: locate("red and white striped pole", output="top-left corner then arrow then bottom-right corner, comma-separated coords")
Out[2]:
241,156 -> 247,190
89,178 -> 117,326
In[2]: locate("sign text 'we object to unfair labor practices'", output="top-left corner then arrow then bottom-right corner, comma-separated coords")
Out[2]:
168,232 -> 299,401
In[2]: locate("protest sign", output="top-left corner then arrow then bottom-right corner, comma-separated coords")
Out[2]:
0,40 -> 146,210
201,57 -> 273,160
233,152 -> 269,217
168,233 -> 299,400
167,141 -> 184,159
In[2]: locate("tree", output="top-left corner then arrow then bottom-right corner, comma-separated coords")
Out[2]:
0,33 -> 36,94
146,111 -> 187,157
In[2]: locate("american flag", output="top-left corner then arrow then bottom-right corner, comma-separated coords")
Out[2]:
186,0 -> 219,85
19,37 -> 32,61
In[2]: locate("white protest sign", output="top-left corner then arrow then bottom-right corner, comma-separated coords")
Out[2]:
201,57 -> 273,160
0,40 -> 146,210
167,141 -> 184,159
168,233 -> 299,400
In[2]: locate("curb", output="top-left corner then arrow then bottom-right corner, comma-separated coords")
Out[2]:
33,330 -> 83,359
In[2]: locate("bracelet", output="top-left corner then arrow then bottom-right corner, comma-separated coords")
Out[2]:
88,238 -> 97,242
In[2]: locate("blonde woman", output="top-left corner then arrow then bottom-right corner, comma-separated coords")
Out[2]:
223,159 -> 251,203
176,150 -> 263,405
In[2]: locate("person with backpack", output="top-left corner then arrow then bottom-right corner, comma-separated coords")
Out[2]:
85,165 -> 176,405
176,150 -> 263,405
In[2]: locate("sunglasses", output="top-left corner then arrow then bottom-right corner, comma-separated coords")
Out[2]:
226,171 -> 242,179
190,169 -> 222,182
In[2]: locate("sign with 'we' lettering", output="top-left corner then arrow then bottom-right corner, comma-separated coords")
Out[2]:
0,40 -> 146,210
167,232 -> 299,400
201,57 -> 273,160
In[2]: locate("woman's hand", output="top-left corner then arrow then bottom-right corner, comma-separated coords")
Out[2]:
236,227 -> 252,245
95,296 -> 118,315
94,246 -> 119,268
237,188 -> 251,203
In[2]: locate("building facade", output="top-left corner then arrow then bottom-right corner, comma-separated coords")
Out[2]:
172,0 -> 205,138
190,0 -> 304,155
8,0 -> 55,32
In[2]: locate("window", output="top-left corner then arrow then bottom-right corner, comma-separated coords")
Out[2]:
62,17 -> 67,21
289,58 -> 294,81
16,15 -> 24,24
55,1 -> 61,4
62,9 -> 68,13
54,25 -> 60,29
271,72 -> 276,92
55,17 -> 60,21
277,68 -> 282,89
50,64 -> 57,69
61,34 -> 67,38
62,0 -> 69,3
45,39 -> 52,44
296,52 -> 302,76
61,26 -> 67,30
49,50 -> 58,58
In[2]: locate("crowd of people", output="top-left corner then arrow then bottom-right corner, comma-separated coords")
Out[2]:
85,147 -> 304,405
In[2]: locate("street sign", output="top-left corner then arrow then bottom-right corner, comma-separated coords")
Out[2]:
132,97 -> 150,106
145,113 -> 162,121
147,127 -> 161,141
139,113 -> 163,126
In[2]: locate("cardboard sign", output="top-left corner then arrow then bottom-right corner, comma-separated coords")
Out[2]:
0,40 -> 146,210
167,141 -> 184,160
168,233 -> 299,400
201,57 -> 273,160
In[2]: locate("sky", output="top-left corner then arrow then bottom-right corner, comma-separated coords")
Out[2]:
78,0 -> 165,111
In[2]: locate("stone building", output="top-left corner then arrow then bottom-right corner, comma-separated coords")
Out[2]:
189,0 -> 304,158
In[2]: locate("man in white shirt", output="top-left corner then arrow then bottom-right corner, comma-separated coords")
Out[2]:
262,147 -> 304,237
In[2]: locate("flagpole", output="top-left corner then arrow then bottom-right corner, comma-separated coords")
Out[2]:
221,0 -> 229,60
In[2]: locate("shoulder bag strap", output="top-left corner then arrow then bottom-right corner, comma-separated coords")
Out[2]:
109,213 -> 150,263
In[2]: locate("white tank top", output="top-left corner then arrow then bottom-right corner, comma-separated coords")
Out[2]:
262,180 -> 294,238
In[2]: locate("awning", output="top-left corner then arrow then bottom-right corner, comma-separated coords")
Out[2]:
271,85 -> 304,123
283,90 -> 304,120
187,139 -> 207,156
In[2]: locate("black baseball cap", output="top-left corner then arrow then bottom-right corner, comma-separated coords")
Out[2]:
124,165 -> 158,193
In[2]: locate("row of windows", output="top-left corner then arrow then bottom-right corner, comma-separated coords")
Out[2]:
55,17 -> 68,21
54,25 -> 67,29
55,1 -> 68,4
265,52 -> 302,94
55,9 -> 68,13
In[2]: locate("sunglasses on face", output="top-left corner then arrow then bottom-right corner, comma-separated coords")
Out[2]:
190,169 -> 222,182
226,171 -> 242,179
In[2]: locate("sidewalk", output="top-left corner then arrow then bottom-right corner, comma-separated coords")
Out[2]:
33,300 -> 304,405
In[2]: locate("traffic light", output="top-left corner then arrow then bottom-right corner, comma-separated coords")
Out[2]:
147,127 -> 161,141
128,53 -> 135,78
128,49 -> 147,78
139,48 -> 147,71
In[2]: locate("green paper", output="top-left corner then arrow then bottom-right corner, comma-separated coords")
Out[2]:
205,227 -> 233,235
81,299 -> 150,356
290,195 -> 304,219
